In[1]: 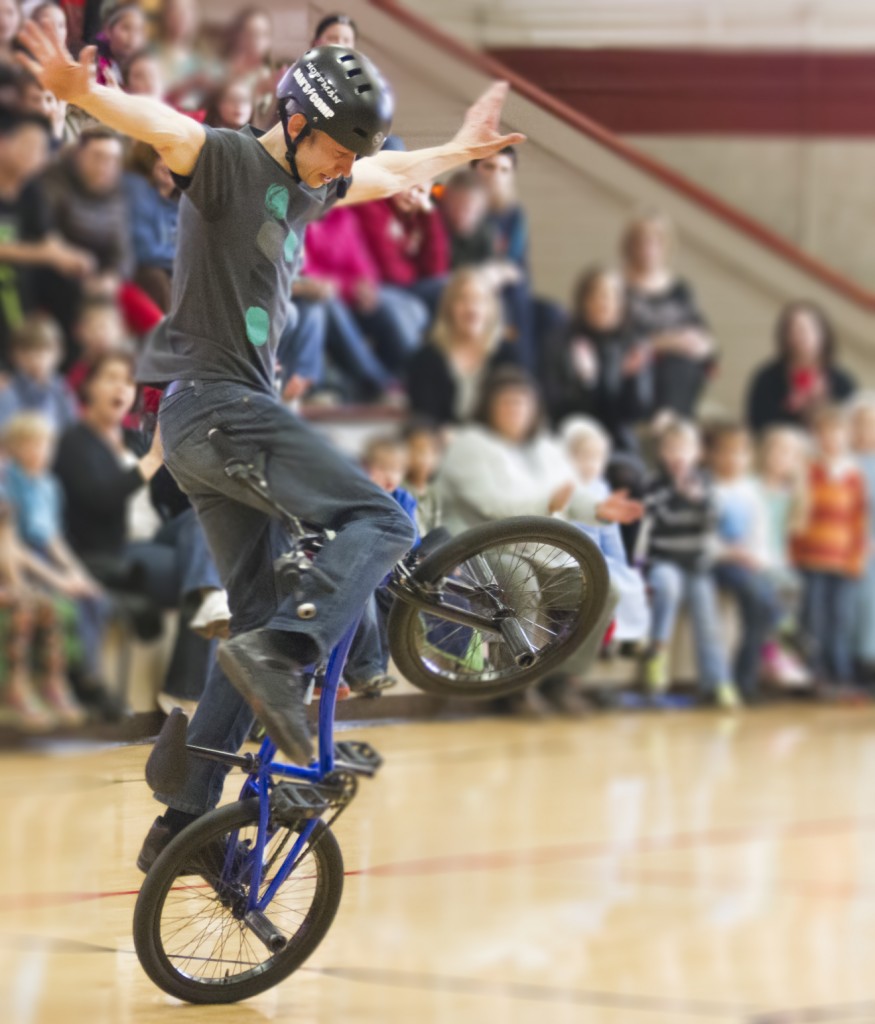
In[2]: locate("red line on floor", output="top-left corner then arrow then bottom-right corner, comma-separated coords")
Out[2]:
2,813 -> 872,913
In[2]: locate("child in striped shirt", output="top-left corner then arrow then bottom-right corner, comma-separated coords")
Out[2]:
637,419 -> 739,708
792,405 -> 867,685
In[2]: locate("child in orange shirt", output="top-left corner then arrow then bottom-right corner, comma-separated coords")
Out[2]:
792,406 -> 867,684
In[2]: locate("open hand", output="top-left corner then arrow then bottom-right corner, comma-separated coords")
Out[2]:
548,481 -> 576,515
15,20 -> 97,104
596,490 -> 645,525
453,81 -> 526,161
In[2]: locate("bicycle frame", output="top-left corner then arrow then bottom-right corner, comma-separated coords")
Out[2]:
197,615 -> 361,917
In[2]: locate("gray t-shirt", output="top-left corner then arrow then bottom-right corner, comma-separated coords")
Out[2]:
137,125 -> 340,390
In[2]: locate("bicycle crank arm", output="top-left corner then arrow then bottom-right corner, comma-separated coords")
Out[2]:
244,908 -> 286,953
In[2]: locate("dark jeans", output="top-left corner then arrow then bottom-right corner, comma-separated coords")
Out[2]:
800,570 -> 856,682
87,509 -> 222,700
276,300 -> 327,387
714,562 -> 781,699
128,509 -> 221,701
155,379 -> 416,814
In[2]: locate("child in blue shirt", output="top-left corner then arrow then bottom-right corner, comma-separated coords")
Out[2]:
0,315 -> 78,433
344,434 -> 420,696
3,412 -> 109,702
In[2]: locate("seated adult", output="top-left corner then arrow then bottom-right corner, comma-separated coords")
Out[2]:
353,182 -> 449,314
123,142 -> 179,312
54,352 -> 226,713
437,367 -> 639,713
0,107 -> 93,363
542,266 -> 652,455
746,300 -> 856,433
40,126 -> 133,278
406,268 -> 517,426
471,146 -> 565,372
622,212 -> 716,420
203,76 -> 254,132
303,205 -> 426,377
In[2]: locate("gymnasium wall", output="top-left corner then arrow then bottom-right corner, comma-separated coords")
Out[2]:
391,0 -> 875,50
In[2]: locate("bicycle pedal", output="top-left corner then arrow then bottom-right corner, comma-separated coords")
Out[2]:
270,778 -> 346,819
333,740 -> 383,776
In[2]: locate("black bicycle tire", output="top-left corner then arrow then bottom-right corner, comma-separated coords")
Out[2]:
388,515 -> 610,698
133,800 -> 343,1004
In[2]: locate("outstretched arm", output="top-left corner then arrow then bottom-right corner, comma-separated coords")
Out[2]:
15,21 -> 205,176
338,81 -> 525,206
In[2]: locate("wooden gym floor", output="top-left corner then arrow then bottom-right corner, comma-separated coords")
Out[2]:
2,706 -> 875,1024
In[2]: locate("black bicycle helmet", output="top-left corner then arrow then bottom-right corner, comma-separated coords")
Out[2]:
276,44 -> 394,163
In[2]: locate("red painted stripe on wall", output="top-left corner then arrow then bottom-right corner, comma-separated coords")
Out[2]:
488,47 -> 875,135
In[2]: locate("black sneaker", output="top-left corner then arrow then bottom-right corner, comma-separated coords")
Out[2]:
218,629 -> 314,765
136,816 -> 241,878
137,816 -> 176,874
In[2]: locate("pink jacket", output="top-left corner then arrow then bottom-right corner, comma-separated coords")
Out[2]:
302,206 -> 380,305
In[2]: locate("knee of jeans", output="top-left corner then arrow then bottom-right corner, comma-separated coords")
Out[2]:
651,564 -> 681,601
389,508 -> 418,552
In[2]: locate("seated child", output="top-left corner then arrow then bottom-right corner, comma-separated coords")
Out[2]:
344,435 -> 419,696
707,423 -> 808,698
791,405 -> 867,686
402,417 -> 444,536
636,418 -> 740,708
0,315 -> 78,433
66,296 -> 133,402
0,499 -> 85,730
851,394 -> 875,681
562,416 -> 650,645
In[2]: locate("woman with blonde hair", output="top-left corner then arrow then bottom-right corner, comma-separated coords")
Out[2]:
406,268 -> 516,425
622,211 -> 716,420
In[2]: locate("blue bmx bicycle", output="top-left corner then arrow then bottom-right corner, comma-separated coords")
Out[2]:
132,435 -> 609,1004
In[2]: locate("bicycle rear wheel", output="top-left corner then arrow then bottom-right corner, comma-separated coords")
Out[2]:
133,799 -> 342,1004
388,515 -> 609,698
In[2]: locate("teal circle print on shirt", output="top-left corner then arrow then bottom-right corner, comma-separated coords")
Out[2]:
283,229 -> 299,263
245,306 -> 270,347
264,183 -> 290,220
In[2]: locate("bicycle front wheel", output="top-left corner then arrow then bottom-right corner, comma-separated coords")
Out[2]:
133,799 -> 343,1004
388,515 -> 610,698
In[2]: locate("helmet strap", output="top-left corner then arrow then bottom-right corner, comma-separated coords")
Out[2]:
278,100 -> 311,183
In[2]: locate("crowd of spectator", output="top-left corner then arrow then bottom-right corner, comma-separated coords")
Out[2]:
0,0 -> 871,735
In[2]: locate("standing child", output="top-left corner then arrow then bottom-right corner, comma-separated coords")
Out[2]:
707,422 -> 808,699
849,395 -> 875,682
636,419 -> 739,708
562,416 -> 650,645
791,405 -> 867,687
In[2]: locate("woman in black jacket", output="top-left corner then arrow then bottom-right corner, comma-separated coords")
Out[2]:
542,267 -> 652,455
406,267 -> 517,426
55,352 -> 225,712
622,213 -> 717,419
746,300 -> 856,433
